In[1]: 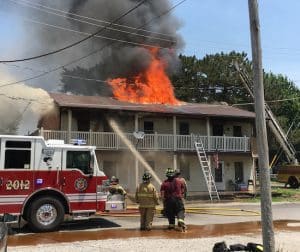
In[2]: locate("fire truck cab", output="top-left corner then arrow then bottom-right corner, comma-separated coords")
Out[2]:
0,135 -> 117,232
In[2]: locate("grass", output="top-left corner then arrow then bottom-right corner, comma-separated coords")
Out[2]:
238,183 -> 300,203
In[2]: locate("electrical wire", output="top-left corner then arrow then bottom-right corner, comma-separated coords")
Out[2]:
13,0 -> 175,44
232,97 -> 300,106
0,0 -> 147,63
23,18 -> 166,49
9,0 -> 175,39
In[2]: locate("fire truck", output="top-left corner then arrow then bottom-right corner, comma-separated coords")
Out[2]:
0,135 -> 124,232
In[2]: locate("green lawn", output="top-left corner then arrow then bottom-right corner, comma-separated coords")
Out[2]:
238,183 -> 300,203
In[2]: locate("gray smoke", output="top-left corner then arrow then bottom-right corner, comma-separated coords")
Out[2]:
1,0 -> 184,95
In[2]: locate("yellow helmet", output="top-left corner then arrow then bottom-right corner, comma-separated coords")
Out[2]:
165,168 -> 175,177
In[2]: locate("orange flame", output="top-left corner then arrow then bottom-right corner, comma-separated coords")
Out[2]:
107,48 -> 180,105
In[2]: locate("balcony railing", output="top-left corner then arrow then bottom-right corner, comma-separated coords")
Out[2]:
39,129 -> 251,152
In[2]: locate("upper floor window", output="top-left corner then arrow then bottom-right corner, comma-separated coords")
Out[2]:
77,119 -> 90,131
4,141 -> 31,169
179,122 -> 189,135
144,121 -> 154,134
212,124 -> 223,136
233,126 -> 242,137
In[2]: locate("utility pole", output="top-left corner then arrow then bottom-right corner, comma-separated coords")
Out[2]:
248,1 -> 275,251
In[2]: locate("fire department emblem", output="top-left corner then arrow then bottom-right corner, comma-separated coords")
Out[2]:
74,178 -> 88,191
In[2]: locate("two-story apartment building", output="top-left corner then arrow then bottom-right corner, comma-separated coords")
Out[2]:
38,92 -> 257,194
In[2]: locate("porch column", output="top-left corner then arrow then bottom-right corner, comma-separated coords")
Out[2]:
173,115 -> 177,151
173,154 -> 177,171
206,117 -> 211,151
173,116 -> 177,170
134,114 -> 139,189
67,109 -> 72,143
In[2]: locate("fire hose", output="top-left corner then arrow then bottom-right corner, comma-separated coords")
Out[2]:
98,206 -> 260,217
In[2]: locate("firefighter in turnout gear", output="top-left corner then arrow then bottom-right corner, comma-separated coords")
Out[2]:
135,172 -> 159,231
109,176 -> 127,196
160,168 -> 186,232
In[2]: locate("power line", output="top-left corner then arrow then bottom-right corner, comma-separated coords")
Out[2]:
10,0 -> 175,39
232,96 -> 300,106
0,0 -> 147,63
23,18 -> 166,49
12,0 -> 175,44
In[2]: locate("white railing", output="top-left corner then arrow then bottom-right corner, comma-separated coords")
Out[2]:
39,129 -> 251,152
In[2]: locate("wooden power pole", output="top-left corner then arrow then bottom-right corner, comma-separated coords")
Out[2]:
248,1 -> 275,251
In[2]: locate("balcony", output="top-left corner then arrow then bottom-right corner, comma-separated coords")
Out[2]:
39,129 -> 251,152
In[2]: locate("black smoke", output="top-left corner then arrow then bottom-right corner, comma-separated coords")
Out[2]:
2,0 -> 184,95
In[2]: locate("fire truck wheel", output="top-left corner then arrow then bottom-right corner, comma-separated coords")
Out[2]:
288,177 -> 299,189
28,197 -> 64,232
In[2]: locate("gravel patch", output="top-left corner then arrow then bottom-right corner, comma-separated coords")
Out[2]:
8,231 -> 299,252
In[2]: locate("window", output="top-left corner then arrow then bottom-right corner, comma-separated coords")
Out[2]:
67,151 -> 92,175
233,126 -> 242,137
144,121 -> 154,134
77,119 -> 90,131
4,141 -> 31,169
179,161 -> 190,181
212,124 -> 224,136
234,162 -> 244,183
103,120 -> 113,132
179,122 -> 189,135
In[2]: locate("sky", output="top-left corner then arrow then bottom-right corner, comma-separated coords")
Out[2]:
172,0 -> 300,86
1,0 -> 300,89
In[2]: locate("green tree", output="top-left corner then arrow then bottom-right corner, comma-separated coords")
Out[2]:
172,51 -> 252,104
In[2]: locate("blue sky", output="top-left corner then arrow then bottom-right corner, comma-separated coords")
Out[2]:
172,0 -> 300,86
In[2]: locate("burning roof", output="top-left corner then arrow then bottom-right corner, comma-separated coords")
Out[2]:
49,92 -> 255,119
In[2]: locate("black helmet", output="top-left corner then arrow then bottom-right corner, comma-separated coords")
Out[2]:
143,172 -> 152,181
165,168 -> 175,177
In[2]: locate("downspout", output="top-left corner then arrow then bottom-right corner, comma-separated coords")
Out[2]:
67,109 -> 72,143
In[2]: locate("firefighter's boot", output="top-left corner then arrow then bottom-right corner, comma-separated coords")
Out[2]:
168,224 -> 175,230
178,219 -> 186,232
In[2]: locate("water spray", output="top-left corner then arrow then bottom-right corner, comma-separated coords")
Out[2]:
108,118 -> 162,185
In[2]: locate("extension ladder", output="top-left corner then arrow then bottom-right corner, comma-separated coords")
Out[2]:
195,141 -> 220,201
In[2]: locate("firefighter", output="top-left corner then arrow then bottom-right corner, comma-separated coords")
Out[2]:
109,176 -> 127,196
135,172 -> 159,231
160,168 -> 186,232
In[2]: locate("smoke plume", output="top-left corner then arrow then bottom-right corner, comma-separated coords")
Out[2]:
1,0 -> 183,94
0,69 -> 55,135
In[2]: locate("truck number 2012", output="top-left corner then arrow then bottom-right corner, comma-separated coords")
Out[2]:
6,180 -> 30,190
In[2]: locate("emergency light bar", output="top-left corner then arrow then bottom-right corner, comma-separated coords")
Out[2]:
46,139 -> 65,145
70,139 -> 87,145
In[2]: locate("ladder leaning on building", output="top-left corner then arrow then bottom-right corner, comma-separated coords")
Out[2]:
194,141 -> 220,201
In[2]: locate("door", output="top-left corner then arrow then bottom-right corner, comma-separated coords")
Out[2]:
61,150 -> 98,211
214,161 -> 225,190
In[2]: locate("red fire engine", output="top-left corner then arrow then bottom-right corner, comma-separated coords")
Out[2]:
0,135 -> 123,232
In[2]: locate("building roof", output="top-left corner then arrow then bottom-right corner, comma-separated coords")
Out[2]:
49,92 -> 255,119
